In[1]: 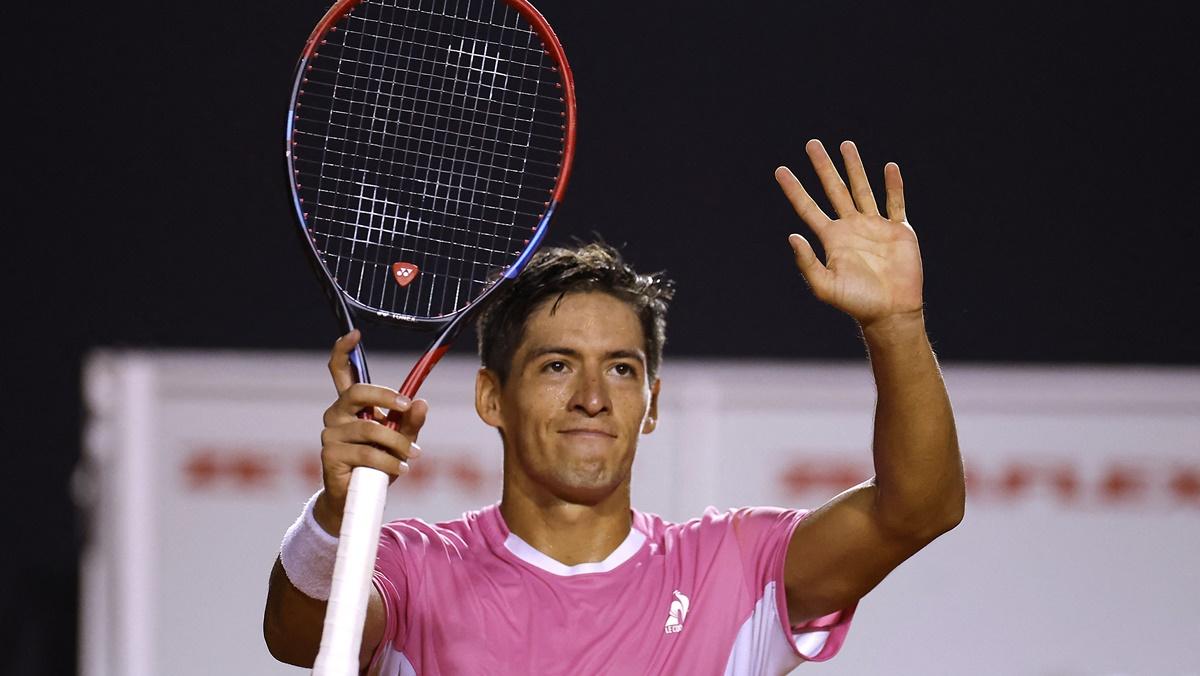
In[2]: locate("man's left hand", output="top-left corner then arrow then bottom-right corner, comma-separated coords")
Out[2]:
775,140 -> 924,330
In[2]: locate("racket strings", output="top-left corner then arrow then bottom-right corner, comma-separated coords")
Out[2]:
292,97 -> 565,146
293,136 -> 558,204
293,0 -> 566,320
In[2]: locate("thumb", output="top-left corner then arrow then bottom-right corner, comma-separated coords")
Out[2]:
788,234 -> 830,294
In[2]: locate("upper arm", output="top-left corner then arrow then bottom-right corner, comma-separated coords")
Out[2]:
783,481 -> 938,624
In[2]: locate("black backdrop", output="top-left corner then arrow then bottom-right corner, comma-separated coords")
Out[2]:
11,1 -> 1198,673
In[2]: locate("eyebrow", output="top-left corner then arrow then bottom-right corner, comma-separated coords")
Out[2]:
526,346 -> 646,363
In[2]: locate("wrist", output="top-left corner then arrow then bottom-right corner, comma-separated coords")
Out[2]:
279,491 -> 340,600
312,490 -> 343,537
860,309 -> 927,347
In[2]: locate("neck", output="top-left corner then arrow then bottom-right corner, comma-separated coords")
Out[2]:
499,475 -> 632,567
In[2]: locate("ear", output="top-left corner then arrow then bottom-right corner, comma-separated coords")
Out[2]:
641,378 -> 661,434
475,368 -> 504,429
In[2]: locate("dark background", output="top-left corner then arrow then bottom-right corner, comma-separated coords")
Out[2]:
11,1 -> 1198,673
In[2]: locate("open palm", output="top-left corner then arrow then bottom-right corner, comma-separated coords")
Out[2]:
775,140 -> 923,328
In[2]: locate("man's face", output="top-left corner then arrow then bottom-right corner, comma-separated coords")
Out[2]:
476,291 -> 660,505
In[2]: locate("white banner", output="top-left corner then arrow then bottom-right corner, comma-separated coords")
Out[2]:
80,352 -> 1200,675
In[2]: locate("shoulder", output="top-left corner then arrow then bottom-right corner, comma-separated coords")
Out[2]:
726,506 -> 810,540
639,506 -> 808,535
378,504 -> 499,563
635,506 -> 809,554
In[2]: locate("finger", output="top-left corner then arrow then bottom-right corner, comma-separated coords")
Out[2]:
774,166 -> 831,234
325,383 -> 407,425
839,141 -> 879,216
324,441 -> 411,478
805,139 -> 857,218
328,330 -> 362,394
387,398 -> 429,443
884,162 -> 906,222
788,233 -> 831,299
325,419 -> 421,461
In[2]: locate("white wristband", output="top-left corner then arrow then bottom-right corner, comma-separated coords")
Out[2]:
279,491 -> 339,601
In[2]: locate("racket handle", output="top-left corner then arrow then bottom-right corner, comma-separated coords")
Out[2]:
312,466 -> 389,676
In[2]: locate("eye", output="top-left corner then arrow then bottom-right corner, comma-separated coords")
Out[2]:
544,360 -> 568,373
611,362 -> 637,378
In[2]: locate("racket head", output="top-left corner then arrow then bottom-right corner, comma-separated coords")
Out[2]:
286,0 -> 576,329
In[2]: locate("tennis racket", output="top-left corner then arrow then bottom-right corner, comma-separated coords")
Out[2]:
285,0 -> 575,672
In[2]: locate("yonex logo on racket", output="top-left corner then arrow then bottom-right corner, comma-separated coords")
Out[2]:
391,262 -> 419,288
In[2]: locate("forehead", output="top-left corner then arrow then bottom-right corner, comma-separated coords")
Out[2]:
516,291 -> 645,356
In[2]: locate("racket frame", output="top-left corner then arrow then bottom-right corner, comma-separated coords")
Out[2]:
285,0 -> 575,391
282,0 -> 575,672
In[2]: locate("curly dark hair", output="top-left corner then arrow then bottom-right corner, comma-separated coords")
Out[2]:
476,242 -> 675,383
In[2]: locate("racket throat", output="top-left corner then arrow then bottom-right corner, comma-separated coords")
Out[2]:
397,311 -> 473,399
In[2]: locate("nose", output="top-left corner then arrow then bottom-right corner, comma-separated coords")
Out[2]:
568,368 -> 610,416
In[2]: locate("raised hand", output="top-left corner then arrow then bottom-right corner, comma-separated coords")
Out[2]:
313,330 -> 429,535
775,140 -> 923,329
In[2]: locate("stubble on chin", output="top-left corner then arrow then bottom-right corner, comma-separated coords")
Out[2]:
557,460 -> 611,490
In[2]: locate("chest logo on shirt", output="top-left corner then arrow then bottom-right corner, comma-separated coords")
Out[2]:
663,590 -> 690,634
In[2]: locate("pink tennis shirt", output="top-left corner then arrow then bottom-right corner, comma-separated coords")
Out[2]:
368,504 -> 855,675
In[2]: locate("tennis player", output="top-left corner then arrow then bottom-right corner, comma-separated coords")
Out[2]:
264,140 -> 965,674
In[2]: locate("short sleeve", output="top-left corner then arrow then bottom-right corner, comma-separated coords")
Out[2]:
729,507 -> 856,662
366,521 -> 417,670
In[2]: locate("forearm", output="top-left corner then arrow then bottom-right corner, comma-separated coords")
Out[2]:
263,492 -> 387,669
263,557 -> 328,667
862,311 -> 965,539
264,557 -> 386,669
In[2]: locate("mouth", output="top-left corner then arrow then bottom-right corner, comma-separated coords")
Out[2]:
558,429 -> 617,439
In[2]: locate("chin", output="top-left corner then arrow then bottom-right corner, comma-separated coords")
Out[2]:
549,465 -> 627,504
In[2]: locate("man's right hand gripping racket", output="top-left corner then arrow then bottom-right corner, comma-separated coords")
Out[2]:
284,1 -> 575,673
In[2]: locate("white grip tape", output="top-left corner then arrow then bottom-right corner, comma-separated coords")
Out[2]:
312,466 -> 390,676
